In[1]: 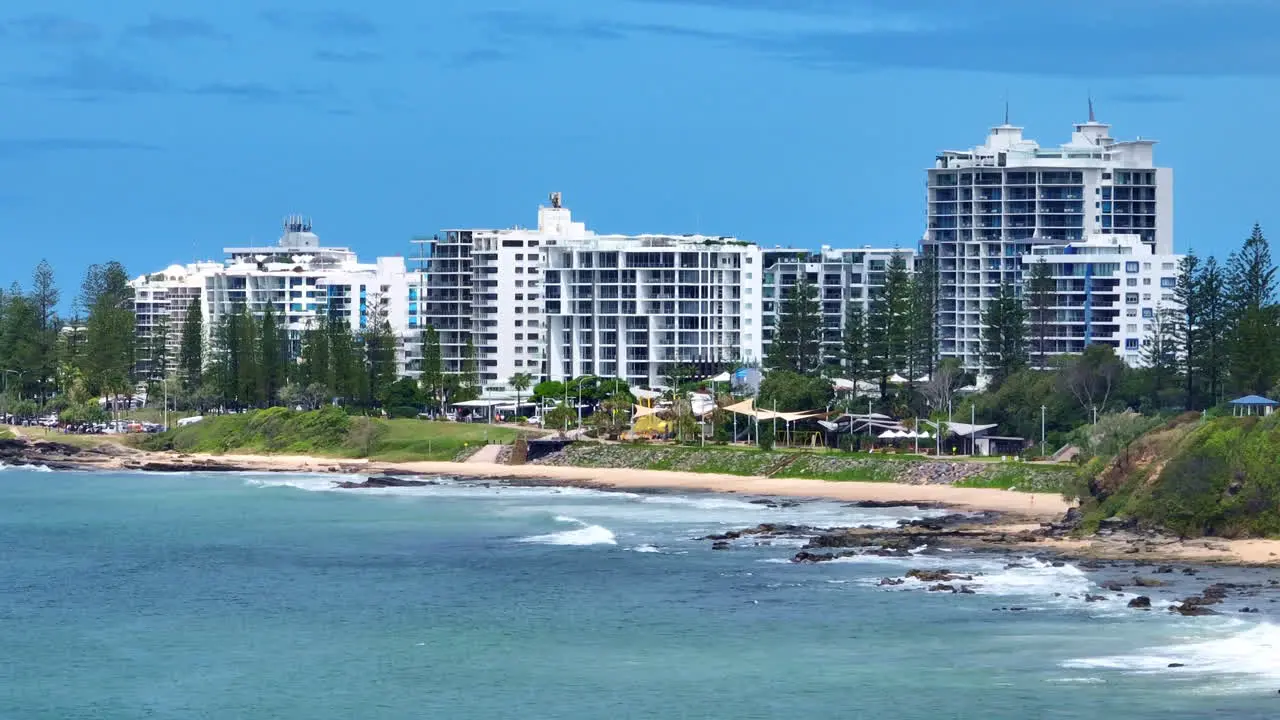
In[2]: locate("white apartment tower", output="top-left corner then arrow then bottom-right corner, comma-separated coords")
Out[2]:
1022,234 -> 1182,367
131,217 -> 417,379
417,195 -> 764,391
760,246 -> 917,368
924,107 -> 1174,370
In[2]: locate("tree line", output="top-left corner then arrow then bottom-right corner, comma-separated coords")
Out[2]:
0,257 -> 487,422
0,261 -> 136,423
762,226 -> 1280,445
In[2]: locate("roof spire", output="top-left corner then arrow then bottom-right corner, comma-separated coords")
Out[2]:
1003,98 -> 1010,126
1088,94 -> 1096,123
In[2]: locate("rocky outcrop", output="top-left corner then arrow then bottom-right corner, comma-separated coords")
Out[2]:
332,476 -> 439,489
1127,596 -> 1152,609
906,569 -> 974,583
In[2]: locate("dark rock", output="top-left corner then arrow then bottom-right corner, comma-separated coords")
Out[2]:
1168,663 -> 1185,668
907,569 -> 974,583
1127,596 -> 1152,609
957,586 -> 976,595
1132,576 -> 1167,588
748,499 -> 799,509
334,476 -> 437,489
877,577 -> 905,586
847,500 -> 939,509
1181,568 -> 1199,576
1085,594 -> 1107,602
711,541 -> 731,551
1240,607 -> 1259,614
1154,565 -> 1175,574
1098,516 -> 1138,533
791,551 -> 844,563
1202,584 -> 1231,600
867,547 -> 911,557
928,584 -> 957,593
1171,604 -> 1218,617
1051,561 -> 1066,568
1103,582 -> 1125,592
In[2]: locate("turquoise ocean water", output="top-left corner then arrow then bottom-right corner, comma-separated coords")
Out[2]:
2,468 -> 1279,719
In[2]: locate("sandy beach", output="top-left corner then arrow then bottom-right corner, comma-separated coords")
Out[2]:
181,453 -> 1069,518
9,433 -> 1280,567
162,453 -> 1280,567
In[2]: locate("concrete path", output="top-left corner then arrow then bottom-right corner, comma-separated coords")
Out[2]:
465,443 -> 505,464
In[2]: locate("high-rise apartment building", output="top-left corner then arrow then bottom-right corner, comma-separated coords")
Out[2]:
924,109 -> 1174,370
759,246 -> 917,368
542,235 -> 761,388
1022,234 -> 1182,366
131,218 -> 418,380
416,195 -> 764,391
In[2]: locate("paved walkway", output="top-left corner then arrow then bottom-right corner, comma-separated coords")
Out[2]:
466,443 -> 505,464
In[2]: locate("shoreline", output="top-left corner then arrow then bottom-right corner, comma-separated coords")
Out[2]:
7,436 -> 1280,568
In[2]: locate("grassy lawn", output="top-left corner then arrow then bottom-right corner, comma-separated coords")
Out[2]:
133,409 -> 532,462
953,464 -> 1076,493
367,420 -> 524,462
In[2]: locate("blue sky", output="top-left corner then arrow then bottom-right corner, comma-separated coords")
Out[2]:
2,0 -> 1278,295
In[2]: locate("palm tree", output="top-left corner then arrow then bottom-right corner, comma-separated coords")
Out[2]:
508,372 -> 533,419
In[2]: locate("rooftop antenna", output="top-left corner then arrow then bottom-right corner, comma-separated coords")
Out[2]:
1088,94 -> 1096,123
1003,98 -> 1010,126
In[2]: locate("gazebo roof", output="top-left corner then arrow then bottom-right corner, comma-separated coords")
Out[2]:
1228,395 -> 1280,406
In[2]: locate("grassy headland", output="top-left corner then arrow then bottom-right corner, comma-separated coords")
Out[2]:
1074,413 -> 1280,538
134,407 -> 525,462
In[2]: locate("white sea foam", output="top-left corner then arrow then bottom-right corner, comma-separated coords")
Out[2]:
519,516 -> 618,546
837,554 -> 1117,609
1063,621 -> 1280,692
631,544 -> 661,553
0,462 -> 53,472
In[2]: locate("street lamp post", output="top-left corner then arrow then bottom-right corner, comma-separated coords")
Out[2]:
1040,404 -> 1047,458
970,403 -> 976,457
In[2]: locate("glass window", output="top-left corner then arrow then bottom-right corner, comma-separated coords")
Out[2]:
1142,308 -> 1154,318
1160,277 -> 1176,288
1125,262 -> 1139,273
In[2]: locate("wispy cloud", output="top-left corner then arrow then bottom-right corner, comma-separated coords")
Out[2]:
259,9 -> 378,38
9,54 -> 170,95
314,49 -> 381,64
446,49 -> 515,69
7,54 -> 332,108
1109,91 -> 1183,105
187,82 -> 326,105
0,137 -> 159,159
6,13 -> 100,44
478,2 -> 1280,78
124,16 -> 228,43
